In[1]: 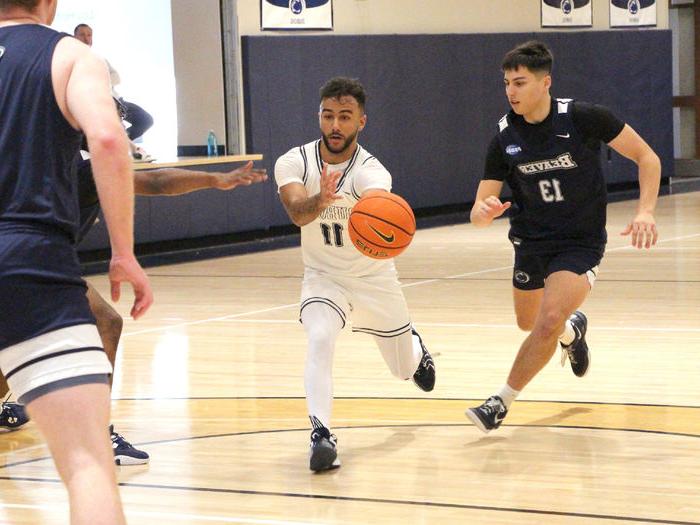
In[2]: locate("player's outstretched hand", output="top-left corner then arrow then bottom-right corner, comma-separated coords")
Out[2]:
109,254 -> 153,320
214,161 -> 268,190
621,211 -> 658,249
477,196 -> 511,221
318,163 -> 343,208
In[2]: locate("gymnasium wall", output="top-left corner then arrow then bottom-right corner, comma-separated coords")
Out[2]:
242,30 -> 674,225
237,0 -> 670,35
171,0 -> 227,149
79,3 -> 673,253
171,0 -> 669,153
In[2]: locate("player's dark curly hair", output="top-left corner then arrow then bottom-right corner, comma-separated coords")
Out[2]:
319,77 -> 366,110
501,40 -> 553,74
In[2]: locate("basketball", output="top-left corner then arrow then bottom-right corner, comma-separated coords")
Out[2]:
348,192 -> 416,259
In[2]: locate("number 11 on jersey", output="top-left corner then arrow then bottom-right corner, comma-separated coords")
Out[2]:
321,222 -> 344,247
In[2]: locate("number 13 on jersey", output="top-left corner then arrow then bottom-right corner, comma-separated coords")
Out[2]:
539,178 -> 565,203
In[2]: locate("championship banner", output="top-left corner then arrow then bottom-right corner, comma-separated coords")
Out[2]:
610,0 -> 657,27
261,0 -> 333,30
541,0 -> 592,27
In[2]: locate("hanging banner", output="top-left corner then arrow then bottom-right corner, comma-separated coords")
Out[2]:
261,0 -> 333,30
610,0 -> 657,27
541,0 -> 592,27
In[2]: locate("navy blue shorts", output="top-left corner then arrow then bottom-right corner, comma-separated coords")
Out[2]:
512,243 -> 605,290
0,225 -> 96,350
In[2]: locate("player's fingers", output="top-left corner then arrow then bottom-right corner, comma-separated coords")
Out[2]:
651,224 -> 659,245
632,223 -> 642,249
502,201 -> 512,210
620,223 -> 632,236
642,224 -> 653,249
111,280 -> 121,302
130,284 -> 153,320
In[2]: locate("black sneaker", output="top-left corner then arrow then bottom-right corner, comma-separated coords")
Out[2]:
411,328 -> 435,392
309,426 -> 340,472
465,396 -> 508,433
110,425 -> 149,466
560,311 -> 590,377
0,402 -> 29,430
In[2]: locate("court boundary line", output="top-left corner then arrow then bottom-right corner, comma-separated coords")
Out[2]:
2,422 -> 699,469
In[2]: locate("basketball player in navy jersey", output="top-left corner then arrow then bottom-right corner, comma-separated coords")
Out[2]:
466,41 -> 661,432
275,77 -> 435,472
0,154 -> 266,462
0,0 -> 153,522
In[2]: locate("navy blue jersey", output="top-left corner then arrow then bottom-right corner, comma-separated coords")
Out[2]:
484,98 -> 624,250
0,25 -> 82,239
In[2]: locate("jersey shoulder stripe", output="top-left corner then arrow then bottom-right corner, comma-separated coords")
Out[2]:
557,98 -> 573,114
299,145 -> 308,184
498,114 -> 509,132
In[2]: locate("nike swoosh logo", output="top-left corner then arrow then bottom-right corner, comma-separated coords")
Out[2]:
368,224 -> 395,243
0,46 -> 5,60
556,133 -> 570,139
494,413 -> 506,423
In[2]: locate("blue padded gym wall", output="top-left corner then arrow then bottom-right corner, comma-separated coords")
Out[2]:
243,30 -> 673,221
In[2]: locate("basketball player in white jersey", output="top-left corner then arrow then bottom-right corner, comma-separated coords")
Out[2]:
275,77 -> 435,472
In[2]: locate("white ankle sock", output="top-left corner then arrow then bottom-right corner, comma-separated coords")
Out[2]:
559,318 -> 575,346
496,384 -> 520,409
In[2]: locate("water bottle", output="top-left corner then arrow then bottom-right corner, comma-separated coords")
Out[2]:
207,130 -> 218,157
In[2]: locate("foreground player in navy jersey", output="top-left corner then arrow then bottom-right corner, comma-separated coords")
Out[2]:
0,0 -> 153,522
466,41 -> 661,433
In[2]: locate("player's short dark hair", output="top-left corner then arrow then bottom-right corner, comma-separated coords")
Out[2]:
73,23 -> 91,35
0,0 -> 40,10
319,77 -> 366,110
501,40 -> 553,74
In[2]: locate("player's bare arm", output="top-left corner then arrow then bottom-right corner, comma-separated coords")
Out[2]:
56,38 -> 153,318
280,164 -> 342,227
608,124 -> 661,249
470,179 -> 511,227
134,161 -> 267,196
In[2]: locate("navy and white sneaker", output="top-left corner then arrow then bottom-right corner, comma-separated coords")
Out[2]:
0,402 -> 29,430
309,426 -> 340,472
110,425 -> 149,466
560,311 -> 590,377
466,395 -> 508,433
411,328 -> 435,392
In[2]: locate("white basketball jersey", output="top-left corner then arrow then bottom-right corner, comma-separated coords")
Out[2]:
275,140 -> 396,277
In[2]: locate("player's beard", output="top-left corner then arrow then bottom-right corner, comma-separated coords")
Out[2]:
322,130 -> 358,154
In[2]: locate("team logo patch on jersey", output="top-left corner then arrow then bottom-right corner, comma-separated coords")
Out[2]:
517,153 -> 578,175
561,0 -> 573,14
506,144 -> 522,156
514,271 -> 531,284
628,0 -> 639,14
291,0 -> 303,14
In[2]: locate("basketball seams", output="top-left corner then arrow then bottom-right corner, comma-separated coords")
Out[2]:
361,194 -> 415,228
350,211 -> 414,237
348,192 -> 415,259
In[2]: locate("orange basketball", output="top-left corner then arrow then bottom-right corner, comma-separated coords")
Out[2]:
348,192 -> 416,259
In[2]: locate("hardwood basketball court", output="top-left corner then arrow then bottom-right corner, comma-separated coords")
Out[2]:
0,186 -> 698,524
